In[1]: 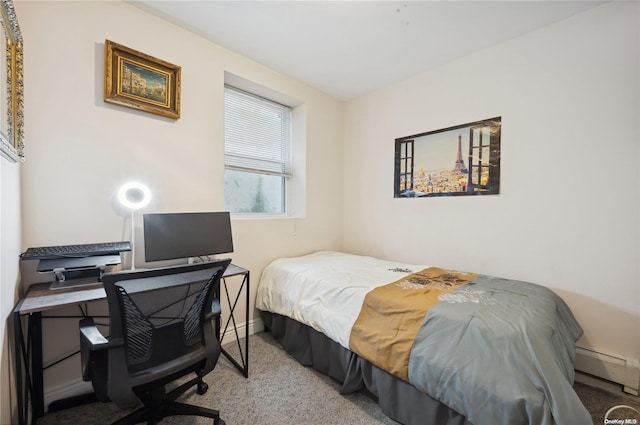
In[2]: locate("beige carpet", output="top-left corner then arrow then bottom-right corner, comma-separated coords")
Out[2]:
37,331 -> 640,425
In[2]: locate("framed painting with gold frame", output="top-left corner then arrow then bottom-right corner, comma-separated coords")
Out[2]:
104,40 -> 181,119
0,0 -> 24,163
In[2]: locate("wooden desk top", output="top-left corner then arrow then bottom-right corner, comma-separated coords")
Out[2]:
223,263 -> 249,277
16,282 -> 105,315
15,263 -> 248,315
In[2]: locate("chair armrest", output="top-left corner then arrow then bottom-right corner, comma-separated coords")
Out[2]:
79,317 -> 108,350
205,299 -> 221,320
79,317 -> 108,382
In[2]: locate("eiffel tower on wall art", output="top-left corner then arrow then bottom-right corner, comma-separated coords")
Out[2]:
453,134 -> 468,174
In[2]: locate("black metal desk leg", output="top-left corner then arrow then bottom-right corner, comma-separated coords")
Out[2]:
13,311 -> 25,425
244,272 -> 249,376
30,312 -> 45,422
13,311 -> 45,425
219,271 -> 250,378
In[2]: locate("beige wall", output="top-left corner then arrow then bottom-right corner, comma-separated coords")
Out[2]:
13,0 -> 344,408
343,1 -> 640,362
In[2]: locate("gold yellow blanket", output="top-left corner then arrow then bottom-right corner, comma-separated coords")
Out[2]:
348,267 -> 477,381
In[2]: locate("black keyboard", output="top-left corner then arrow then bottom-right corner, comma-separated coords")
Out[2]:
20,241 -> 131,260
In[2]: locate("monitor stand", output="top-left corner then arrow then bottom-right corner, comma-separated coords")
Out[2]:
35,254 -> 120,290
49,266 -> 106,290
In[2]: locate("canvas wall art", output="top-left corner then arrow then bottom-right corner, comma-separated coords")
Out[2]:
394,117 -> 501,198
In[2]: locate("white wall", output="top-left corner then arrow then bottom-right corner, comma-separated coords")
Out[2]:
0,159 -> 21,425
344,1 -> 639,362
15,0 -> 343,400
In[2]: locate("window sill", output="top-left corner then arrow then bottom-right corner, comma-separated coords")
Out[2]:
230,213 -> 302,220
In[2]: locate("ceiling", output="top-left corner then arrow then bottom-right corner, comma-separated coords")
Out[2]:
130,1 -> 604,101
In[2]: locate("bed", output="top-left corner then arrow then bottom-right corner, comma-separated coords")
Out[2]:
255,251 -> 591,425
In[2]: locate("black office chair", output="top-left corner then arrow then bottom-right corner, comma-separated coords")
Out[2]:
79,259 -> 231,425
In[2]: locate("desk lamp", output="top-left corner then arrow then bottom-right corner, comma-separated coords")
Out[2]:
117,182 -> 151,270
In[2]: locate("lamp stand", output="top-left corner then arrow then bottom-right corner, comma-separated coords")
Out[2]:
130,208 -> 136,270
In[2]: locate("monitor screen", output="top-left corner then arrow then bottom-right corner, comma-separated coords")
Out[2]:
143,212 -> 234,262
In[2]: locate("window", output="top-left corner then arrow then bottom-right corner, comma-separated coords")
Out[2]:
224,85 -> 292,214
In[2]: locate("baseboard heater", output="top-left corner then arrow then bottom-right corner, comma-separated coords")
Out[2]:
575,346 -> 640,396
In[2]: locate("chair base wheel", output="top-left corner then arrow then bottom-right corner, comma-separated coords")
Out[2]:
197,382 -> 208,395
214,419 -> 225,425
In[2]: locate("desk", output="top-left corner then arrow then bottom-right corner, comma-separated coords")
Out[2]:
13,263 -> 249,425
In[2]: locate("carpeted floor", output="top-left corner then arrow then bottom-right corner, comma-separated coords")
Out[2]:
37,331 -> 640,425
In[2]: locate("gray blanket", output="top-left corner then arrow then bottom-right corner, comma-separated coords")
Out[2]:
408,275 -> 591,425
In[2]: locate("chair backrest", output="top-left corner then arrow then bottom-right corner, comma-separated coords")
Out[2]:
101,259 -> 231,407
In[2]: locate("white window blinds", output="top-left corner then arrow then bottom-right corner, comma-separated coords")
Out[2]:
224,85 -> 292,177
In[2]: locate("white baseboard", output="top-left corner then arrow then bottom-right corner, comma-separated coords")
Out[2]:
44,317 -> 266,411
575,346 -> 640,396
220,317 -> 264,346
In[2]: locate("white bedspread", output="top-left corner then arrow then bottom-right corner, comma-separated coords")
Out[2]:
255,251 -> 427,348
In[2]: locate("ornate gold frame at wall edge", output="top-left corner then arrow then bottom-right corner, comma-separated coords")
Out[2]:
0,0 -> 24,163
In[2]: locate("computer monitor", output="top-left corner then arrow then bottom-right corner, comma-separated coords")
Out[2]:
143,212 -> 234,262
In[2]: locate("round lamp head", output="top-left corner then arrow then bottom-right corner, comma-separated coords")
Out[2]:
118,182 -> 151,210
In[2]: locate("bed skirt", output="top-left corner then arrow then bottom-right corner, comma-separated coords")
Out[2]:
261,310 -> 473,425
